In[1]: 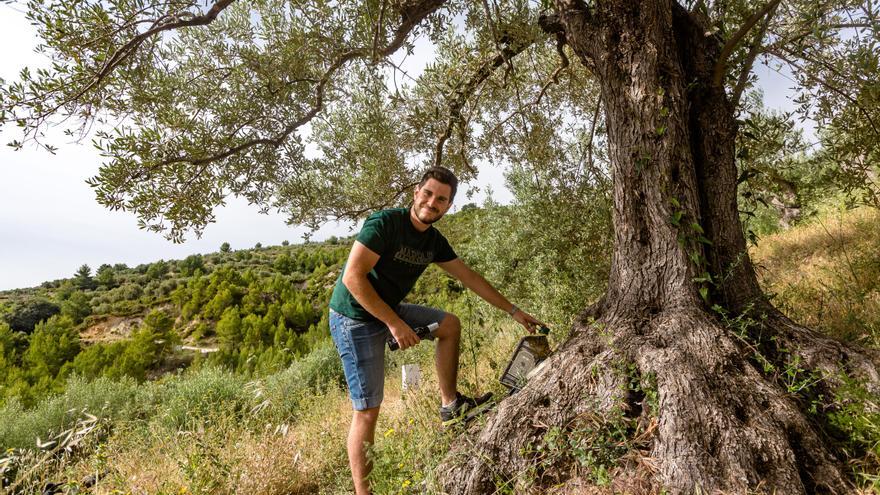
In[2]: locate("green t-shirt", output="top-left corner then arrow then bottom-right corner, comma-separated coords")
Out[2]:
329,208 -> 458,321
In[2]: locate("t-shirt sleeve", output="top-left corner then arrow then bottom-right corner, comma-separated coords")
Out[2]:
433,232 -> 458,263
356,212 -> 391,254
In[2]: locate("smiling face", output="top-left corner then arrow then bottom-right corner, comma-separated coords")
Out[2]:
412,178 -> 453,225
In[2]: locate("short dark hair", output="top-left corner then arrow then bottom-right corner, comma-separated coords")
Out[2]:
419,166 -> 458,201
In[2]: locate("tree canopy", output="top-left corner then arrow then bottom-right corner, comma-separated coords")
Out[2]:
0,0 -> 876,242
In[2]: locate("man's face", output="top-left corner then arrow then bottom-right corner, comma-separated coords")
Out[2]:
412,178 -> 453,225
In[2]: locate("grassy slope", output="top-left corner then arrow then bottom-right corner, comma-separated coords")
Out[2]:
752,207 -> 880,347
3,207 -> 880,494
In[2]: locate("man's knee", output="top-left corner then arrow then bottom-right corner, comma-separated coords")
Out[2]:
353,406 -> 381,425
436,313 -> 461,339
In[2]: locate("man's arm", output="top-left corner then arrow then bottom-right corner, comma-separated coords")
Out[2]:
436,258 -> 544,332
342,240 -> 420,349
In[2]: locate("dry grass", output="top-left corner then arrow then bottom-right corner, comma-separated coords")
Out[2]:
85,389 -> 352,495
46,316 -> 525,495
752,207 -> 880,346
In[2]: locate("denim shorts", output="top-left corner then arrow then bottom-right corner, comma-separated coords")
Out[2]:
329,303 -> 447,410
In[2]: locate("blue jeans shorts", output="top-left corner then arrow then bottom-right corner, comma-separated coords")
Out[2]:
329,303 -> 447,410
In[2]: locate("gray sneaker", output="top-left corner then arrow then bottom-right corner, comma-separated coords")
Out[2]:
440,391 -> 493,424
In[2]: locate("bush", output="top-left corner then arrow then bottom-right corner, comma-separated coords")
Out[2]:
179,254 -> 205,277
257,341 -> 343,422
158,279 -> 178,297
23,315 -> 81,382
95,264 -> 117,289
150,366 -> 252,431
145,260 -> 169,280
4,298 -> 61,333
60,291 -> 92,324
0,374 -> 140,451
108,283 -> 142,303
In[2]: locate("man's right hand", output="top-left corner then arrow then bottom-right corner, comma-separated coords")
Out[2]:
388,322 -> 420,350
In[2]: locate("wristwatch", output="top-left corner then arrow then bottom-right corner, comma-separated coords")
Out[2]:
508,304 -> 519,316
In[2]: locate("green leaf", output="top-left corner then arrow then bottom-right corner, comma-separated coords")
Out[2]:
699,287 -> 709,301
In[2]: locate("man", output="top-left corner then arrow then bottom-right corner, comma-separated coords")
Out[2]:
328,166 -> 544,495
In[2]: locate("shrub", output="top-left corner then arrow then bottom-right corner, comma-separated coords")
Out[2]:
4,299 -> 61,333
23,315 -> 80,381
145,260 -> 169,281
0,374 -> 140,451
159,279 -> 178,297
180,254 -> 205,277
257,341 -> 343,422
95,264 -> 117,289
60,291 -> 92,324
150,366 -> 252,431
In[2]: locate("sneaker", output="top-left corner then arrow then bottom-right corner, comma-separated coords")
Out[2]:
440,391 -> 493,423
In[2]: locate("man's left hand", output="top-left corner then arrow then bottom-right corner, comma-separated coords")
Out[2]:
512,309 -> 545,334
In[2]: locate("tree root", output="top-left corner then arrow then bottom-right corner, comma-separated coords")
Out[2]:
438,305 -> 866,494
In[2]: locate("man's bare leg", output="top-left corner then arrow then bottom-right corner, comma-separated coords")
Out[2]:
348,407 -> 380,495
434,313 -> 461,405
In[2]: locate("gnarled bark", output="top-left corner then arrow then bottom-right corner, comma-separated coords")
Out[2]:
439,0 -> 880,493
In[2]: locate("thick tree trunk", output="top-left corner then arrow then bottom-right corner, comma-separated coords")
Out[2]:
439,0 -> 879,493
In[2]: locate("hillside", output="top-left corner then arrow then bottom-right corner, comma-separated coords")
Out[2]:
1,206 -> 878,493
752,207 -> 880,348
0,240 -> 352,409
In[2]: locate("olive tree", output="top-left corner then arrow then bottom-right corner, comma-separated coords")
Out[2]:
2,0 -> 879,492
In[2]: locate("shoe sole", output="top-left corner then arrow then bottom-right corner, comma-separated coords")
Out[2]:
442,399 -> 496,427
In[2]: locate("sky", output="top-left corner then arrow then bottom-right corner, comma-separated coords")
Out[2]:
0,5 -> 807,291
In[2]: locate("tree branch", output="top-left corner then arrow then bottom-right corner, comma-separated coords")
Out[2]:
432,37 -> 536,170
730,3 -> 778,108
144,0 -> 446,174
36,0 -> 237,123
763,22 -> 876,54
769,48 -> 880,138
484,33 -> 569,139
336,181 -> 420,220
713,0 -> 783,86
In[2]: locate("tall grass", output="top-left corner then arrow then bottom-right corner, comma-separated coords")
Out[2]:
1,297 -> 523,494
752,207 -> 880,347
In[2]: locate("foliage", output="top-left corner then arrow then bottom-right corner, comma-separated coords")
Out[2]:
3,298 -> 60,333
149,366 -> 253,432
826,373 -> 880,489
441,172 -> 612,329
0,374 -> 140,451
24,315 -> 81,377
145,259 -> 169,280
179,254 -> 206,277
60,290 -> 92,324
95,263 -> 118,289
74,264 -> 96,290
